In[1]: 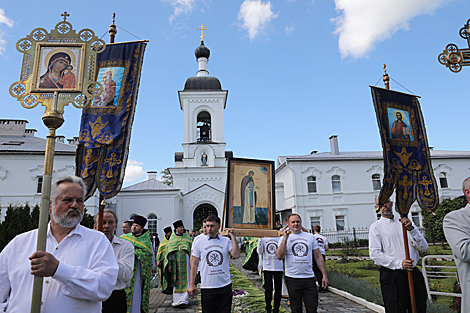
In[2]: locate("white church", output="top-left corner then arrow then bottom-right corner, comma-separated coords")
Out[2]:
2,41 -> 470,240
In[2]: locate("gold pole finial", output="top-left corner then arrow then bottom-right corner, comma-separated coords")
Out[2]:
383,63 -> 390,90
61,11 -> 70,22
109,12 -> 117,44
197,23 -> 208,42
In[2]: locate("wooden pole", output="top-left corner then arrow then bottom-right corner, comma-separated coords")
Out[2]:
402,222 -> 418,313
97,193 -> 105,231
30,92 -> 64,313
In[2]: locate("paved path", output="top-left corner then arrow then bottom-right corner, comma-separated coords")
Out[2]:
149,253 -> 377,312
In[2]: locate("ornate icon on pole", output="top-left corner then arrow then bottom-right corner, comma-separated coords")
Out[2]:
9,11 -> 106,111
438,18 -> 470,73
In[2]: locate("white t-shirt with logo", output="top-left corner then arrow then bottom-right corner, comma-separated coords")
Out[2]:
257,237 -> 283,271
313,234 -> 328,255
279,231 -> 318,278
191,234 -> 232,289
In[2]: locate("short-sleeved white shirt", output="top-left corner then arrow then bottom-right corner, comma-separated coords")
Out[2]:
192,234 -> 232,289
279,231 -> 318,278
257,237 -> 283,271
313,234 -> 328,255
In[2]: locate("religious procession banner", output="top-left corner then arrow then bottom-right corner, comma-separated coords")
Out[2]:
371,86 -> 438,216
76,40 -> 147,198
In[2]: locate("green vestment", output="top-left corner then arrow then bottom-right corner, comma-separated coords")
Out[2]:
121,230 -> 153,313
156,236 -> 169,291
162,232 -> 193,295
243,237 -> 259,272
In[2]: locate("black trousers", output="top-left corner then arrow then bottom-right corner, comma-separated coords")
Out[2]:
285,276 -> 318,313
312,254 -> 325,290
201,283 -> 232,313
263,271 -> 282,313
102,289 -> 127,313
379,267 -> 427,313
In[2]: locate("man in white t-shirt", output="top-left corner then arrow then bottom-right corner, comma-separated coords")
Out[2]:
258,236 -> 284,313
188,215 -> 240,313
276,214 -> 328,313
313,224 -> 329,292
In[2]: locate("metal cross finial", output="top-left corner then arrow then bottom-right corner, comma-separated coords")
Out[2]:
197,24 -> 208,42
383,64 -> 387,74
112,12 -> 116,24
61,11 -> 70,22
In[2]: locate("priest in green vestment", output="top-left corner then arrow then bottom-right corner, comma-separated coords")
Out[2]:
156,226 -> 172,292
121,215 -> 153,313
162,220 -> 193,307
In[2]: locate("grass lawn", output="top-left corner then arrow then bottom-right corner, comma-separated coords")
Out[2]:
326,244 -> 459,309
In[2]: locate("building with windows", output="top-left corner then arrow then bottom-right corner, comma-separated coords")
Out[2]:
275,134 -> 470,234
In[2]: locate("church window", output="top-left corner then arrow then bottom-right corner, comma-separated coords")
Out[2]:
310,216 -> 320,231
193,203 -> 217,231
411,212 -> 420,227
147,214 -> 158,235
372,174 -> 381,191
331,175 -> 341,192
439,172 -> 448,188
307,176 -> 317,193
197,111 -> 211,142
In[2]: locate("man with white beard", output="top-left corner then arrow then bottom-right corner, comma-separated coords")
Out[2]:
0,175 -> 118,313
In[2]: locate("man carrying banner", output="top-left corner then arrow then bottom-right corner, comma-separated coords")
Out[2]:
443,177 -> 470,313
258,235 -> 284,313
369,197 -> 428,313
0,175 -> 118,312
162,220 -> 193,307
121,215 -> 153,313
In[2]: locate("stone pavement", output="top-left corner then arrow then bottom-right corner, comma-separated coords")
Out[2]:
149,254 -> 378,312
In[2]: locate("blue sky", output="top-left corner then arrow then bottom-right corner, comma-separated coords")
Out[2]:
1,0 -> 469,186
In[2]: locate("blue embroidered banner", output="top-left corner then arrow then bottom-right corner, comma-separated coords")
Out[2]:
371,86 -> 438,216
76,40 -> 147,199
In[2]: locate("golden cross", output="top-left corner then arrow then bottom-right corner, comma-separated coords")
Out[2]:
197,24 -> 208,42
61,11 -> 70,22
418,175 -> 432,196
82,148 -> 94,178
104,153 -> 122,179
398,174 -> 413,200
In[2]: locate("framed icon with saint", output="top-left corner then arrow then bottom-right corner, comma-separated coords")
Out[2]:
31,43 -> 85,92
225,158 -> 275,229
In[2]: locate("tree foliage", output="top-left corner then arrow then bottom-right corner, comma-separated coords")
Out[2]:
160,168 -> 173,186
422,195 -> 467,244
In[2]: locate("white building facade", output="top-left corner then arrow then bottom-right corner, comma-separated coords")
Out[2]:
275,135 -> 470,234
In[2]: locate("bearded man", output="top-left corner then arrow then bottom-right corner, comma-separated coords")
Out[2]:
0,175 -> 118,312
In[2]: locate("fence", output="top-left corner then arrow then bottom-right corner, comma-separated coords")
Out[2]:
321,226 -> 426,245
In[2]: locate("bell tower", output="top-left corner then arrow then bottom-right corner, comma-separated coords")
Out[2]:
175,38 -> 229,171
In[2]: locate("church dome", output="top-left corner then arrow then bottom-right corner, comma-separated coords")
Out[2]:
195,42 -> 210,59
184,76 -> 222,91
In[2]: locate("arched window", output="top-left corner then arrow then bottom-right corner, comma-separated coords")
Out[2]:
193,203 -> 218,231
439,172 -> 448,188
307,176 -> 317,193
197,111 -> 211,142
147,214 -> 158,235
331,175 -> 341,192
372,174 -> 381,191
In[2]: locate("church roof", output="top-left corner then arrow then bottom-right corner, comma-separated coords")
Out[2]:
277,150 -> 470,168
0,135 -> 76,154
183,76 -> 222,91
121,178 -> 177,191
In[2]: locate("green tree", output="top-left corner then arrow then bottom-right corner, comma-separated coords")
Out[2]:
0,203 -> 36,251
80,207 -> 95,229
422,195 -> 467,244
160,167 -> 173,186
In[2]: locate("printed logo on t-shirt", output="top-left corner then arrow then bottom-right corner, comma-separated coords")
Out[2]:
316,237 -> 324,247
292,242 -> 308,257
206,250 -> 224,267
266,242 -> 278,254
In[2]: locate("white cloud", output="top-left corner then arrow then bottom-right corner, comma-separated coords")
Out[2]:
238,0 -> 278,41
164,0 -> 196,24
124,159 -> 146,182
285,23 -> 294,35
331,0 -> 446,59
0,8 -> 13,55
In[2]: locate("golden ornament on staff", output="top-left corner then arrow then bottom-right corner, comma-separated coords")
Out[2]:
8,12 -> 106,313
